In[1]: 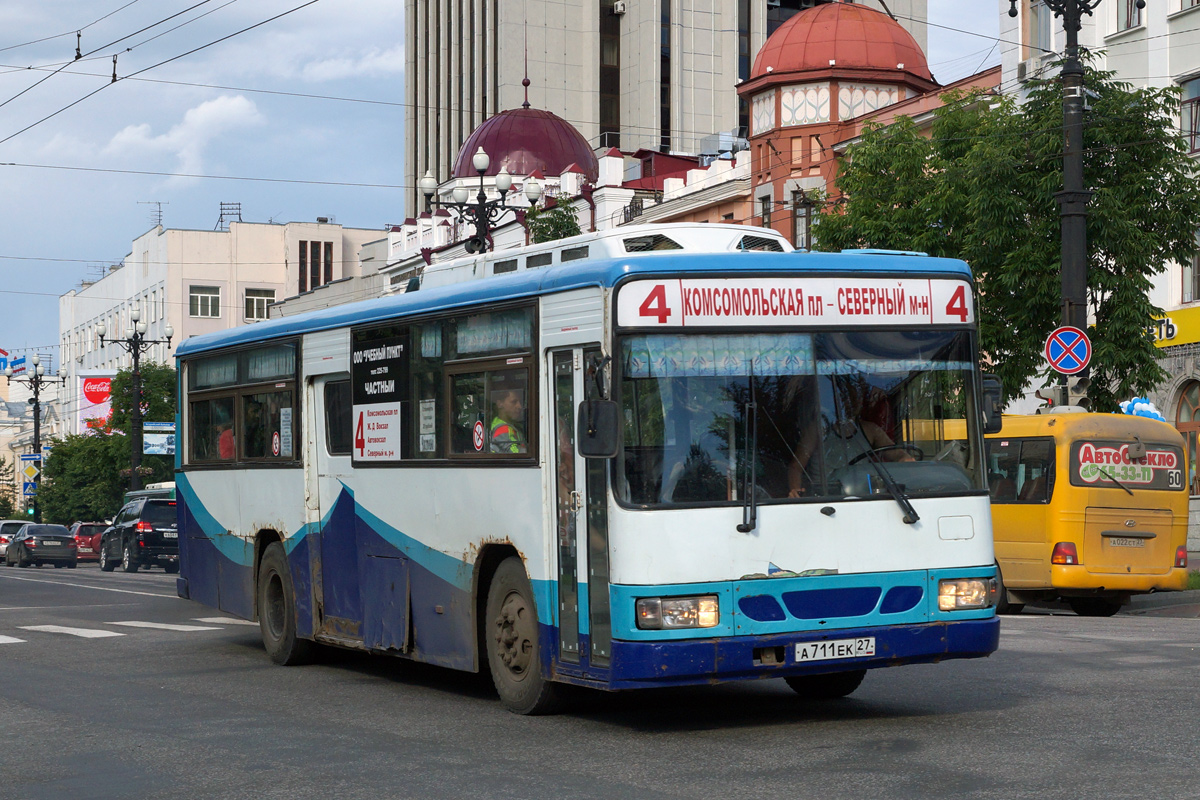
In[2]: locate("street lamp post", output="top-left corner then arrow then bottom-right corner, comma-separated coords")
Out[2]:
1008,0 -> 1144,332
5,355 -> 66,522
97,304 -> 174,492
419,146 -> 543,254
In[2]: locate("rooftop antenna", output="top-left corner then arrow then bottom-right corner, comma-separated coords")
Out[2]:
216,201 -> 242,230
138,200 -> 168,227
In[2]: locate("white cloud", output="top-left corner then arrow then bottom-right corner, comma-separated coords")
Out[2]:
300,46 -> 405,81
102,94 -> 265,175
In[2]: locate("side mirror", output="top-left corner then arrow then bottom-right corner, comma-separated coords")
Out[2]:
981,373 -> 1003,435
577,400 -> 621,459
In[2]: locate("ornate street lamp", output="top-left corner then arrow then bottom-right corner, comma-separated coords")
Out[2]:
5,355 -> 66,522
98,304 -> 174,492
419,146 -> 543,254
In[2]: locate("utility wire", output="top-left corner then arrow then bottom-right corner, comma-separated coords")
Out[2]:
0,0 -> 323,147
0,0 -> 147,55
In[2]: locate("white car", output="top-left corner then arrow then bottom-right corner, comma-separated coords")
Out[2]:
0,519 -> 27,560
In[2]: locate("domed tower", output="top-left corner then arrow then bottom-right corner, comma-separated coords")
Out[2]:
736,0 -> 938,247
451,88 -> 598,184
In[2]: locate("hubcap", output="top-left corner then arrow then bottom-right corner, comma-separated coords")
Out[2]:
493,590 -> 533,680
264,573 -> 285,640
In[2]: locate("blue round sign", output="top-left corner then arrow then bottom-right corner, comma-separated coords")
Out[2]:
1044,326 -> 1091,375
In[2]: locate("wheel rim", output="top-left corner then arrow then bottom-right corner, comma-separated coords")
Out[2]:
123,547 -> 131,569
99,548 -> 107,569
264,572 -> 286,641
493,589 -> 534,681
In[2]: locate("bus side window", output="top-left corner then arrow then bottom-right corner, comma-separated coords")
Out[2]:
986,440 -> 1019,502
1015,439 -> 1053,503
324,381 -> 352,455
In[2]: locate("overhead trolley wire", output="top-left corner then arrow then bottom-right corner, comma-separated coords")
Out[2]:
0,0 -> 323,147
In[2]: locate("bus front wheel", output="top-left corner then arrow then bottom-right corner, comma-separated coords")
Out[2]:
485,556 -> 560,715
258,542 -> 315,666
785,669 -> 866,700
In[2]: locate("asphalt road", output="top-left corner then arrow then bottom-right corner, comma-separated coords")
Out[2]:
1,563 -> 1198,800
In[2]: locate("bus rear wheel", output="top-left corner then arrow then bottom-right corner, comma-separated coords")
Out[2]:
258,542 -> 315,666
1067,597 -> 1122,617
485,557 -> 560,715
785,670 -> 867,700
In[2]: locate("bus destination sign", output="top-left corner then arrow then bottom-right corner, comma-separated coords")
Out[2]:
616,277 -> 973,328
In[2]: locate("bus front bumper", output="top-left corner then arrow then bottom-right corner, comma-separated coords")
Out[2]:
604,616 -> 999,689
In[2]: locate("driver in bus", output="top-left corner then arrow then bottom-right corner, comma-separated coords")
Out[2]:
490,388 -> 527,454
788,379 -> 911,497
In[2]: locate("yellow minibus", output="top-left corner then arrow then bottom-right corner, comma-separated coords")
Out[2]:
985,412 -> 1189,616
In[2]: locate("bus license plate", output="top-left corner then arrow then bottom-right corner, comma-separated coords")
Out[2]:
795,637 -> 875,663
1109,537 -> 1144,548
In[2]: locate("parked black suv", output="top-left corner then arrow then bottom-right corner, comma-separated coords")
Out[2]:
99,498 -> 179,574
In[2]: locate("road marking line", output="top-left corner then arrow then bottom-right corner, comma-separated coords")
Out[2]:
193,617 -> 257,626
108,621 -> 221,632
19,625 -> 125,638
0,635 -> 26,644
0,574 -> 175,599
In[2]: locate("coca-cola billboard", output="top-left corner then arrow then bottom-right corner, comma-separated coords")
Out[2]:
78,372 -> 115,433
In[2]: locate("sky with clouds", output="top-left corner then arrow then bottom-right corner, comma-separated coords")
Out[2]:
0,0 -> 999,366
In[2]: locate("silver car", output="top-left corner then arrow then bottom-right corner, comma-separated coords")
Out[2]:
0,520 -> 26,559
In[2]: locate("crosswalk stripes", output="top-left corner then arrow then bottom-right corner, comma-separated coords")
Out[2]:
109,621 -> 221,632
2,617 -> 257,644
19,625 -> 124,638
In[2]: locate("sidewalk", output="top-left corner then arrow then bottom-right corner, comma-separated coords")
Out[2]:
1125,589 -> 1200,618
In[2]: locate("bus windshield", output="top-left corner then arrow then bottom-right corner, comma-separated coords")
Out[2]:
617,330 -> 986,507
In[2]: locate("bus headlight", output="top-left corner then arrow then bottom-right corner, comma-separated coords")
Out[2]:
636,595 -> 719,629
938,579 -> 996,611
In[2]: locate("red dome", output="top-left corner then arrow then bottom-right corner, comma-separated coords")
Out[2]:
752,1 -> 931,82
452,107 -> 598,183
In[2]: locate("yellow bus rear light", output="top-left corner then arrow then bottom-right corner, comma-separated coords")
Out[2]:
1051,542 -> 1079,565
1176,546 -> 1188,569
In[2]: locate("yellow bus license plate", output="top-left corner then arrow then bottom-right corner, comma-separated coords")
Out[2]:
1108,537 -> 1144,548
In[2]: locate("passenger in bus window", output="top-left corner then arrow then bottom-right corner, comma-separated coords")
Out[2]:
490,388 -> 527,454
788,378 -> 910,496
217,422 -> 235,460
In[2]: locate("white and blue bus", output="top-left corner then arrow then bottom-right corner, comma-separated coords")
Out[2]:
175,223 -> 1002,714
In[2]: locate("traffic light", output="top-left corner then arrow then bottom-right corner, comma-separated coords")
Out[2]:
25,504 -> 34,517
1035,384 -> 1066,410
1068,376 -> 1091,410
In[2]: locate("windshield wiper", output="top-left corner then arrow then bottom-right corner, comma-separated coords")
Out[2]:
861,449 -> 920,525
737,394 -> 758,533
1097,467 -> 1134,496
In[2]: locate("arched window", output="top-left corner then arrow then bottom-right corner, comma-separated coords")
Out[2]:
1175,381 -> 1200,496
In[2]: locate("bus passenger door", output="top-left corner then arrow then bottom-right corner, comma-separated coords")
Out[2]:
550,347 -> 612,670
306,375 -> 363,638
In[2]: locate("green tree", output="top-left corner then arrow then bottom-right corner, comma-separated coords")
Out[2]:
109,361 -> 177,485
38,362 -> 177,524
38,433 -> 129,524
816,64 -> 1200,410
526,200 -> 582,244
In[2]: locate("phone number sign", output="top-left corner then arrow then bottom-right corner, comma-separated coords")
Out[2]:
616,278 -> 973,328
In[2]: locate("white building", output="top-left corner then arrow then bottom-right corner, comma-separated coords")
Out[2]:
59,217 -> 380,434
